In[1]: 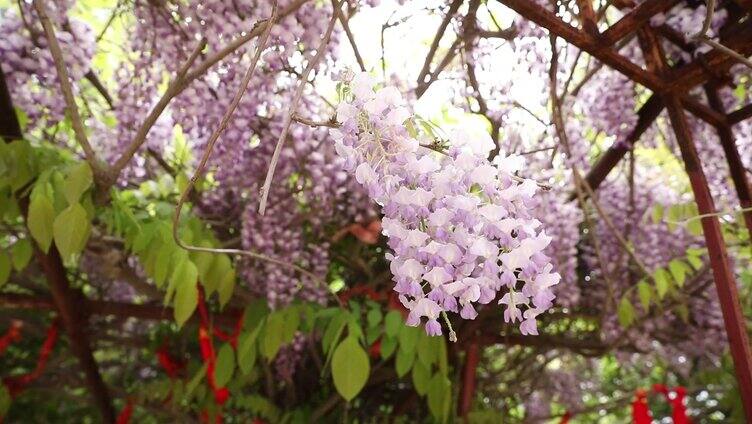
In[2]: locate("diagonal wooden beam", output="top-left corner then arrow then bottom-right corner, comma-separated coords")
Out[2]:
497,0 -> 752,96
575,0 -> 599,37
494,0 -> 738,131
681,96 -> 728,127
601,0 -> 680,45
497,0 -> 663,89
728,103 -> 752,124
667,20 -> 752,92
639,27 -> 752,421
705,86 -> 752,240
1,67 -> 116,424
576,93 -> 663,199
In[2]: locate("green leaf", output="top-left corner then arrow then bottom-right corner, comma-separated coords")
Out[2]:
331,337 -> 370,401
261,311 -> 285,359
398,324 -> 419,354
27,192 -> 55,252
0,254 -> 10,287
0,383 -> 10,418
637,280 -> 652,311
62,162 -> 93,205
437,338 -> 448,376
427,373 -> 451,422
668,260 -> 688,287
384,310 -> 402,337
237,327 -> 260,375
11,239 -> 32,271
217,267 -> 235,309
206,254 -> 232,297
686,248 -> 704,270
395,345 -> 415,378
214,344 -> 235,388
411,360 -> 430,396
172,260 -> 198,327
193,248 -> 215,285
367,308 -> 382,328
243,300 -> 270,331
380,336 -> 397,360
651,204 -> 664,224
347,318 -> 364,343
687,219 -> 703,236
183,364 -> 207,402
53,203 -> 90,263
322,312 -> 348,355
654,268 -> 670,299
154,245 -> 174,289
287,307 -> 302,339
618,296 -> 635,327
417,334 -> 437,367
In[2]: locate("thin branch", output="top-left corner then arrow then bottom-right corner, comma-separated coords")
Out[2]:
110,37 -> 206,179
109,0 -> 311,183
34,0 -> 101,174
172,3 -> 273,246
292,113 -> 338,128
416,0 -> 463,90
84,70 -> 115,109
690,0 -> 716,41
167,5 -> 337,303
335,6 -> 366,72
696,36 -> 752,71
549,35 -> 619,316
183,0 -> 310,85
257,1 -> 339,215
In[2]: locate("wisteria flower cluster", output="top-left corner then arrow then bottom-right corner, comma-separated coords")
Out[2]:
331,72 -> 561,337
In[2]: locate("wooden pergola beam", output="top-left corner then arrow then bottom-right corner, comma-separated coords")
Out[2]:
728,103 -> 752,125
667,21 -> 752,91
664,93 -> 752,421
578,93 -> 664,198
639,27 -> 752,421
601,0 -> 680,45
496,0 -> 736,129
705,86 -> 752,240
1,68 -> 116,424
497,0 -> 663,89
0,293 -> 242,327
575,0 -> 599,37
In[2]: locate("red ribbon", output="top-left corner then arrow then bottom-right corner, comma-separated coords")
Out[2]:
115,400 -> 134,424
632,389 -> 652,424
156,344 -> 184,379
0,320 -> 23,355
212,313 -> 244,349
197,287 -> 230,407
3,320 -> 59,396
632,385 -> 692,424
559,411 -> 571,424
670,386 -> 690,424
368,338 -> 381,358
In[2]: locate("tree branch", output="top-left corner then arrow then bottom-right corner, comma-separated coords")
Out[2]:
34,0 -> 103,176
257,0 -> 339,215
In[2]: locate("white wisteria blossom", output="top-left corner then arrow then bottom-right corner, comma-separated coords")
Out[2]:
331,72 -> 561,338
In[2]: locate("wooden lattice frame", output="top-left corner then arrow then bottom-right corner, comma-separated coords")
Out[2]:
494,0 -> 752,418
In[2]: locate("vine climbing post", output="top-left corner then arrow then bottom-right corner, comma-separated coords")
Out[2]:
663,95 -> 752,418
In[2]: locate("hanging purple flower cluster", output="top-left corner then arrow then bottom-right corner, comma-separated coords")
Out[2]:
331,72 -> 561,337
0,2 -> 95,131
